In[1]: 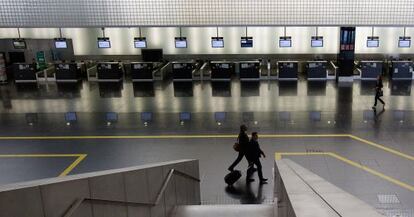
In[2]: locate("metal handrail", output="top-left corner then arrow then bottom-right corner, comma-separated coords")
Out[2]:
62,168 -> 199,217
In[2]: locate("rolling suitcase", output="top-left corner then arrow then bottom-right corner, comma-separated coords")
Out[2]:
224,170 -> 242,185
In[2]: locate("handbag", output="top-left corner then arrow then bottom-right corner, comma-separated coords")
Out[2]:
233,138 -> 241,152
379,90 -> 383,97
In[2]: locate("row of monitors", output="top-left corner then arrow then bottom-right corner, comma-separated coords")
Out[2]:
12,36 -> 413,50
97,36 -> 413,49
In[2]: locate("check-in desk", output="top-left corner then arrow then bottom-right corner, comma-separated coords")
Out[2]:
389,60 -> 413,80
55,63 -> 81,83
130,62 -> 164,82
211,61 -> 235,81
13,63 -> 38,83
306,61 -> 327,80
358,60 -> 383,80
172,60 -> 201,81
278,61 -> 298,80
239,60 -> 260,81
97,62 -> 124,82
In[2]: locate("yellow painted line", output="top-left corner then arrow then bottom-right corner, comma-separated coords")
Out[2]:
0,134 -> 351,140
276,152 -> 414,192
0,154 -> 87,177
349,135 -> 414,162
59,154 -> 87,177
0,133 -> 412,164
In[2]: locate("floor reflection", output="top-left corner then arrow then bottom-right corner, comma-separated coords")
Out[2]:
212,82 -> 231,97
307,81 -> 327,96
359,81 -> 377,96
278,81 -> 297,96
57,83 -> 81,98
225,182 -> 264,204
173,82 -> 193,97
98,82 -> 123,98
133,82 -> 155,97
241,82 -> 260,97
390,80 -> 412,96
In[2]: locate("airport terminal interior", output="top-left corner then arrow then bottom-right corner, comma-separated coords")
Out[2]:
0,1 -> 414,217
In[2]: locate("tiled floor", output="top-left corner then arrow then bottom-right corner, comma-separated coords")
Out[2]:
0,78 -> 413,216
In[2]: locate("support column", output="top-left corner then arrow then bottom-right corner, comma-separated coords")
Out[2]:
337,27 -> 356,82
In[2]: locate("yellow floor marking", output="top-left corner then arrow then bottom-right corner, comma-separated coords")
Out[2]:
59,154 -> 87,177
275,152 -> 414,192
0,154 -> 87,177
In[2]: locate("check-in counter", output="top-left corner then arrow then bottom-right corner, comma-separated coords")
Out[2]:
172,60 -> 201,81
358,60 -> 383,80
97,62 -> 124,82
54,63 -> 81,83
239,60 -> 260,81
211,61 -> 235,81
130,62 -> 164,82
306,60 -> 328,80
389,60 -> 413,80
278,61 -> 298,80
13,63 -> 38,83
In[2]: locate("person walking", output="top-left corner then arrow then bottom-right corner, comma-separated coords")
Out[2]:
245,132 -> 268,184
372,75 -> 385,110
228,125 -> 249,172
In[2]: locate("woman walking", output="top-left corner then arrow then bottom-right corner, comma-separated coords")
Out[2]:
372,75 -> 385,109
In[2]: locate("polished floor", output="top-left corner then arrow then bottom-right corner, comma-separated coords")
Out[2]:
0,78 -> 413,216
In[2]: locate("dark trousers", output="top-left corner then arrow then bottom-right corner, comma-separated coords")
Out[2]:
228,151 -> 244,171
247,158 -> 263,180
374,92 -> 385,106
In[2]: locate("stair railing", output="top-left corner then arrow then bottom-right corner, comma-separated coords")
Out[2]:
62,168 -> 200,217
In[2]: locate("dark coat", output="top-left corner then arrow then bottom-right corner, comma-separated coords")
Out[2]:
238,132 -> 249,152
245,139 -> 264,161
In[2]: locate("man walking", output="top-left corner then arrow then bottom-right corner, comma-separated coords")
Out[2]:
228,125 -> 249,172
246,132 -> 268,184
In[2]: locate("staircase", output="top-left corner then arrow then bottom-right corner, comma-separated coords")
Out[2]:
171,204 -> 276,217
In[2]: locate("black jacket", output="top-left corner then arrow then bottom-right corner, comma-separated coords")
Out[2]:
376,79 -> 383,92
238,132 -> 249,152
245,139 -> 264,161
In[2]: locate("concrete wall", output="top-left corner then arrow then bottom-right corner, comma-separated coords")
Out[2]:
0,159 -> 200,217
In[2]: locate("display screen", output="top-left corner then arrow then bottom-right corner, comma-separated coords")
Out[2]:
98,40 -> 111,48
367,39 -> 379,47
211,37 -> 224,48
13,40 -> 26,49
141,112 -> 153,121
65,112 -> 77,122
399,39 -> 411,48
279,39 -> 292,48
55,41 -> 67,49
179,112 -> 191,121
311,39 -> 323,47
175,37 -> 187,48
106,112 -> 118,122
134,37 -> 147,48
241,37 -> 253,48
214,112 -> 226,122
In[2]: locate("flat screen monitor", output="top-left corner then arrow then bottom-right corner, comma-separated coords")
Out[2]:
97,38 -> 111,48
214,112 -> 226,122
179,112 -> 191,121
65,112 -> 77,122
175,37 -> 187,48
241,37 -> 253,48
106,112 -> 118,122
134,37 -> 147,48
279,39 -> 292,48
141,112 -> 153,122
55,41 -> 68,49
12,40 -> 26,49
311,39 -> 323,47
399,39 -> 411,48
211,37 -> 224,48
141,49 -> 163,62
367,39 -> 379,48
